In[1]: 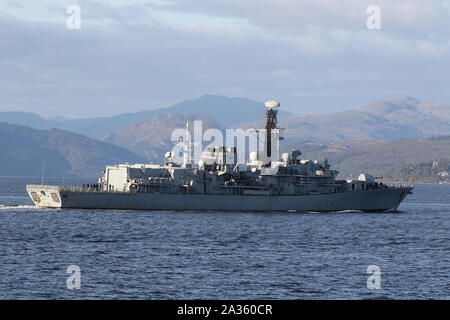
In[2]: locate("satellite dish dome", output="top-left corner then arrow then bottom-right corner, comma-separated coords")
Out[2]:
249,151 -> 258,162
165,151 -> 173,159
265,100 -> 280,109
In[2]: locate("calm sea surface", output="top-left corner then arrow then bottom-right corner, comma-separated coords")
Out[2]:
0,177 -> 449,299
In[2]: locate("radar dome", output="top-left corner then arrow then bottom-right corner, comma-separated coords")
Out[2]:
165,151 -> 173,158
281,153 -> 290,162
265,100 -> 280,109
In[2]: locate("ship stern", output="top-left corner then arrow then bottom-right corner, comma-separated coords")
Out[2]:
26,185 -> 63,208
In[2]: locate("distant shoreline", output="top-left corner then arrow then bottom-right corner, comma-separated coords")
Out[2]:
383,181 -> 449,185
0,176 -> 98,179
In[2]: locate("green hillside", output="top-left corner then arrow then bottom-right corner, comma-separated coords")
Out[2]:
0,123 -> 145,177
285,136 -> 450,182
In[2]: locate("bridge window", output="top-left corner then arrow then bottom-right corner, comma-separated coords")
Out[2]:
51,193 -> 60,203
30,192 -> 40,202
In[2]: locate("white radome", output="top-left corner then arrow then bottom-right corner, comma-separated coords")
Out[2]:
265,100 -> 280,109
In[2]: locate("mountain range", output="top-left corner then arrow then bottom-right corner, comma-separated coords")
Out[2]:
0,123 -> 145,177
2,94 -> 450,181
104,114 -> 221,161
3,95 -> 450,143
238,96 -> 450,142
284,136 -> 450,181
0,95 -> 292,140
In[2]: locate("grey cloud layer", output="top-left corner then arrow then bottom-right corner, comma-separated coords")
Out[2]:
0,1 -> 449,117
153,0 -> 450,35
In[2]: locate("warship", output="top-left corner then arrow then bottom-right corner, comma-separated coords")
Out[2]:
27,101 -> 413,212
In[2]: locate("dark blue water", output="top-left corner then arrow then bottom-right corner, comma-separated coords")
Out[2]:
0,177 -> 449,299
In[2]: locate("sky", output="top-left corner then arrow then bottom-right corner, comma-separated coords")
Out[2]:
0,0 -> 450,118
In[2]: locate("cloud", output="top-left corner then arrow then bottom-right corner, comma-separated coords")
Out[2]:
151,0 -> 450,35
0,1 -> 449,118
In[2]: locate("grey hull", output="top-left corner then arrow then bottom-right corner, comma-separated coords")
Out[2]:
26,185 -> 412,212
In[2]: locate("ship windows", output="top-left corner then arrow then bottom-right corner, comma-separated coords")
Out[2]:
51,193 -> 60,203
30,192 -> 40,202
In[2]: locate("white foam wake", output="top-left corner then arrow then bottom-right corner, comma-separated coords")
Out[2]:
0,196 -> 28,199
0,204 -> 41,210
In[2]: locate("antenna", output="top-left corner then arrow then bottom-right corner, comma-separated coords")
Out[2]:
264,100 -> 280,109
41,161 -> 45,185
182,121 -> 192,168
262,100 -> 280,165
